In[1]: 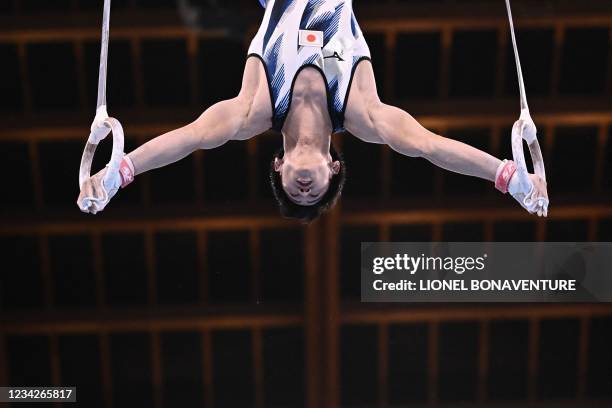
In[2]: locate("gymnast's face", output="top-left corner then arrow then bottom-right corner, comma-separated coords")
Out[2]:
274,150 -> 341,206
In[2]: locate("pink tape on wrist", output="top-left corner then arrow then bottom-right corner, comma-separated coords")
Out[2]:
119,156 -> 135,188
495,160 -> 517,194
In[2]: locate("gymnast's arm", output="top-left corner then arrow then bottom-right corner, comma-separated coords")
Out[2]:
77,58 -> 272,213
344,61 -> 500,181
344,61 -> 548,215
128,57 -> 272,175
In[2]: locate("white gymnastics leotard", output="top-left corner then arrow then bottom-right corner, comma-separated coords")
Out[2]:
248,0 -> 371,132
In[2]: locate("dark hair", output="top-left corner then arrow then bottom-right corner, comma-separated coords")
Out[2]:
270,143 -> 346,223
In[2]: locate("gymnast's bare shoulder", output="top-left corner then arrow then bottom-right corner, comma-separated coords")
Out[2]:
188,57 -> 273,148
230,57 -> 274,140
343,60 -> 386,144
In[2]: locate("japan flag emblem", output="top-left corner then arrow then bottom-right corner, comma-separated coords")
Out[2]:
299,30 -> 324,48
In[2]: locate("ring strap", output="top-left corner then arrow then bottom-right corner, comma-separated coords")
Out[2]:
505,0 -> 547,197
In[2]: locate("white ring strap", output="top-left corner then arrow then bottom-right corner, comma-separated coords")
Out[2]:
79,0 -> 125,191
505,0 -> 547,195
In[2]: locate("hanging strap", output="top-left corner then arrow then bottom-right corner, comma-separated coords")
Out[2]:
505,0 -> 547,209
506,0 -> 529,112
79,0 -> 125,191
96,0 -> 110,110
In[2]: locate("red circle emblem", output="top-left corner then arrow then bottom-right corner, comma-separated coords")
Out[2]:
307,34 -> 316,42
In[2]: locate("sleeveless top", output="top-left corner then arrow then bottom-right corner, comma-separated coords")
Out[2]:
248,0 -> 371,132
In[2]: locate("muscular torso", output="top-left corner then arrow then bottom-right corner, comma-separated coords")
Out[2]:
282,67 -> 333,139
244,55 -> 382,144
248,0 -> 371,132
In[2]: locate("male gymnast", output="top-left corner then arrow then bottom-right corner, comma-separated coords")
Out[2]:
78,0 -> 548,222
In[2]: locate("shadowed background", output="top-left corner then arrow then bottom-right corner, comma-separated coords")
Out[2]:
0,0 -> 611,407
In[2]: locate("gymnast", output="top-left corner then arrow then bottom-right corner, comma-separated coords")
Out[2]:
77,0 -> 549,222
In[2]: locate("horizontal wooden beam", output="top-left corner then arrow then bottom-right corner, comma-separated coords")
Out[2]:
0,213 -> 295,235
1,204 -> 611,236
413,99 -> 612,129
342,303 -> 612,325
1,305 -> 303,334
361,15 -> 612,33
0,5 -> 610,43
3,303 -> 611,335
341,204 -> 612,225
395,402 -> 612,408
0,1 -> 612,42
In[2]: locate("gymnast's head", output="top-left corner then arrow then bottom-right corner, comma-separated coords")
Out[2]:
270,143 -> 345,223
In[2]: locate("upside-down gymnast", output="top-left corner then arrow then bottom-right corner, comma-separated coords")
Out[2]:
77,0 -> 548,222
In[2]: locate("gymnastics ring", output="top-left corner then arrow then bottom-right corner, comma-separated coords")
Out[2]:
79,0 -> 125,192
78,115 -> 125,190
505,0 -> 547,197
511,109 -> 546,196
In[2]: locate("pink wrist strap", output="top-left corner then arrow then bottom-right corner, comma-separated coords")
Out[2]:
495,160 -> 517,194
119,156 -> 135,188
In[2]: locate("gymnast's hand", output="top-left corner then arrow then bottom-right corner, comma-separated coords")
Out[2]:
77,167 -> 121,215
510,173 -> 549,218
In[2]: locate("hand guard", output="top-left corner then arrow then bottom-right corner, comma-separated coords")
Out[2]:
508,173 -> 549,217
77,156 -> 134,214
496,160 -> 549,217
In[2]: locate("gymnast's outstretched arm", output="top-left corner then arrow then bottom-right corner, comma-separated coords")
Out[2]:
128,58 -> 272,175
344,61 -> 548,216
78,57 -> 272,214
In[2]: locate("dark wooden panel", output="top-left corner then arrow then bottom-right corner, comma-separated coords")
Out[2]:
438,321 -> 479,403
341,325 -> 378,406
538,319 -> 580,400
161,331 -> 204,407
212,330 -> 254,407
388,323 -> 429,404
110,333 -> 154,408
263,328 -> 305,407
488,320 -> 529,401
